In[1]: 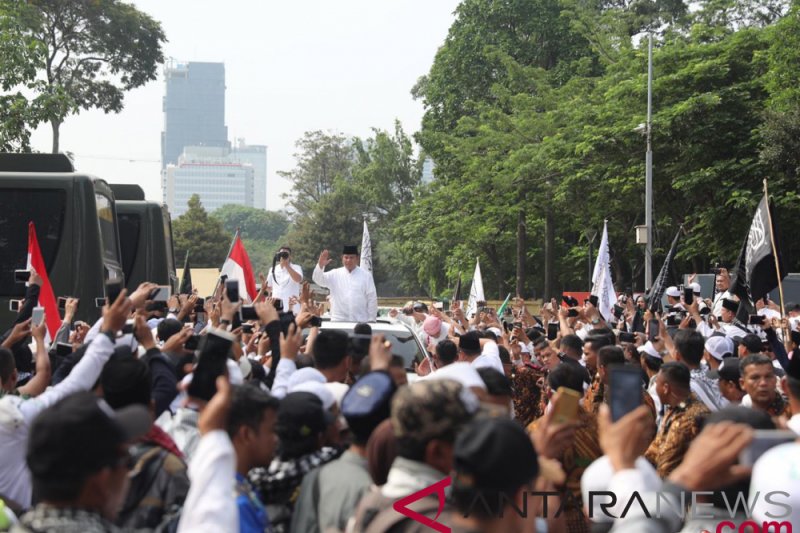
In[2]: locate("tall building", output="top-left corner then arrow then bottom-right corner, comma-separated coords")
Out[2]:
164,146 -> 254,217
161,61 -> 228,171
230,139 -> 268,209
421,157 -> 436,184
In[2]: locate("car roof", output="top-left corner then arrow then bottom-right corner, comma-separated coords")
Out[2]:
319,319 -> 413,332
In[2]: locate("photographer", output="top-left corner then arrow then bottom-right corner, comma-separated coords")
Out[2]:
267,247 -> 303,315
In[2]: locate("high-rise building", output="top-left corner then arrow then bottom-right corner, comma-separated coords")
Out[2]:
230,139 -> 267,210
421,157 -> 436,184
164,146 -> 254,217
161,61 -> 228,171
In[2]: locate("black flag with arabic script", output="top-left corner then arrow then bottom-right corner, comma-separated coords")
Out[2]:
179,250 -> 193,295
647,227 -> 682,313
742,194 -> 786,302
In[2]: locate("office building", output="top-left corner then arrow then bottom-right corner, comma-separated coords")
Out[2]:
230,139 -> 267,209
161,61 -> 228,171
164,146 -> 254,216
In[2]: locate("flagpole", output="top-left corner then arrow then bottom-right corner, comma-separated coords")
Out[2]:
214,228 -> 240,299
763,180 -> 787,337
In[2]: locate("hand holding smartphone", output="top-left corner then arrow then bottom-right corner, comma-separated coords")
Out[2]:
552,387 -> 581,424
188,329 -> 235,402
609,365 -> 642,422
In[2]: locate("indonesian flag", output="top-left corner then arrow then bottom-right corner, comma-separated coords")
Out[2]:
28,222 -> 61,340
220,231 -> 257,303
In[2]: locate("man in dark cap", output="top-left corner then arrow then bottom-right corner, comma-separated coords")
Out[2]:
351,379 -> 477,532
449,417 -> 540,532
248,391 -> 341,533
719,298 -> 748,338
313,245 -> 377,322
291,371 -> 396,533
708,356 -> 744,405
16,391 -> 151,531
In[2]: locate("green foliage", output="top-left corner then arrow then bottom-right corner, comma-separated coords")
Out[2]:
173,195 -> 229,268
280,124 -> 421,293
0,0 -> 166,152
211,205 -> 291,273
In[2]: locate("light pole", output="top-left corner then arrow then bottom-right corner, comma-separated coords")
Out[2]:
644,33 -> 653,292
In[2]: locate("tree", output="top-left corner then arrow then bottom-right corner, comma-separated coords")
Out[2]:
0,0 -> 166,153
211,205 -> 292,273
173,195 -> 230,268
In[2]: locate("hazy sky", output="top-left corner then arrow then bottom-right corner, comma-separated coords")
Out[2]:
28,0 -> 461,210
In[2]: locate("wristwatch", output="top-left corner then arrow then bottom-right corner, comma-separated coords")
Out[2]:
591,317 -> 600,325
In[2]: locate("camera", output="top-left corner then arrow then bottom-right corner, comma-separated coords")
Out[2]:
276,251 -> 289,260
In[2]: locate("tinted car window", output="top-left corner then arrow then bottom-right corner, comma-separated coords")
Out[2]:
117,213 -> 141,282
317,324 -> 425,369
95,193 -> 119,266
0,189 -> 66,296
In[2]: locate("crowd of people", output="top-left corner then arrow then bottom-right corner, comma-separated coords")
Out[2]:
0,247 -> 799,533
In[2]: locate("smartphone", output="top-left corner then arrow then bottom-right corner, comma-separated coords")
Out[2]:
184,334 -> 201,351
32,306 -> 44,327
309,315 -> 322,328
105,279 -> 123,305
58,297 -> 68,312
547,323 -> 559,341
609,365 -> 643,422
738,430 -> 797,466
748,315 -> 766,326
273,298 -> 284,312
666,314 -> 680,327
242,323 -> 255,334
193,297 -> 205,313
95,297 -> 106,308
14,269 -> 30,283
225,279 -> 239,303
9,299 -> 22,312
55,342 -> 73,356
613,304 -> 624,319
567,308 -> 579,318
147,286 -> 170,302
619,331 -> 636,343
121,319 -> 135,335
683,286 -> 694,305
188,329 -> 235,401
648,318 -> 660,341
552,386 -> 581,424
589,295 -> 599,308
240,305 -> 259,321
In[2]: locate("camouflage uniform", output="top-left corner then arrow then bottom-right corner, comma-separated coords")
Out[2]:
645,393 -> 710,478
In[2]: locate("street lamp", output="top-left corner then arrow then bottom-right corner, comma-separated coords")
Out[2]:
634,34 -> 654,292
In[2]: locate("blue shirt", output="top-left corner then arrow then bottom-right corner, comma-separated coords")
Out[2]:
235,472 -> 270,533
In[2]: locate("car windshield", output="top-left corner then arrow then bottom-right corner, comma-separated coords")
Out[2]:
315,323 -> 424,369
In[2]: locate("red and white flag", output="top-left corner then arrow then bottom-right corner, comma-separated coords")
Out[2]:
220,231 -> 257,303
27,222 -> 61,340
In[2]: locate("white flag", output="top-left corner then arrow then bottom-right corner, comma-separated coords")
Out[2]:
360,220 -> 372,273
591,220 -> 617,321
466,259 -> 485,318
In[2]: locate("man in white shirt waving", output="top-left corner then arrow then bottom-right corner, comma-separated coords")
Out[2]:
313,245 -> 377,322
267,246 -> 303,314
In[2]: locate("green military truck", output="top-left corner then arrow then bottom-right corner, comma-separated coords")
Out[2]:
0,153 -> 124,325
112,184 -> 179,295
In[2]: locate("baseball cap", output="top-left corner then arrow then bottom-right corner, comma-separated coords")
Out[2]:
705,335 -> 735,361
342,371 -> 396,443
734,334 -> 763,354
391,379 -> 477,444
707,356 -> 740,381
27,391 -> 150,481
665,286 -> 681,298
277,391 -> 331,439
689,282 -> 702,295
453,417 -> 538,491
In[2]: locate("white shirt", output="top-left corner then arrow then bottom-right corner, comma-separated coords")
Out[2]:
267,263 -> 303,314
711,290 -> 733,316
313,264 -> 377,322
0,333 -> 115,508
471,341 -> 505,374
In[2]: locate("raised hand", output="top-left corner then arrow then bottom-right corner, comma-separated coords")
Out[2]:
318,249 -> 332,268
